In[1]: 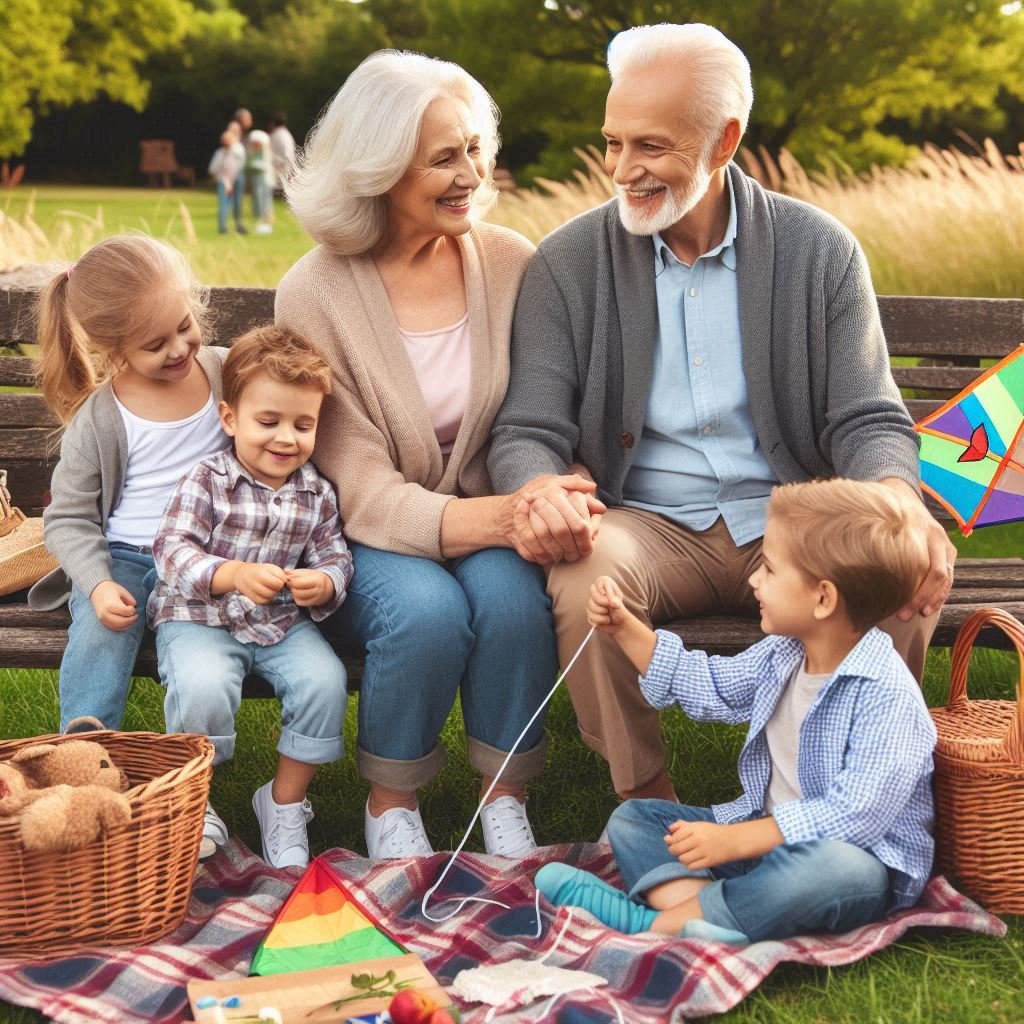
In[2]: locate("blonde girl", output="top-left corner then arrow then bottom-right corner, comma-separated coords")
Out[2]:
29,235 -> 231,733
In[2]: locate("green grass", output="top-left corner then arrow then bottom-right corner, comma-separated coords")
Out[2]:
1,640 -> 1022,1023
2,186 -> 314,287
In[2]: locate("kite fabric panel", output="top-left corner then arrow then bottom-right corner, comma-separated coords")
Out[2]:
914,344 -> 1024,536
249,857 -> 405,976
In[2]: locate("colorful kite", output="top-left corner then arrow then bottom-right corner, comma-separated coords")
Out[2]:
915,344 -> 1024,535
249,858 -> 405,977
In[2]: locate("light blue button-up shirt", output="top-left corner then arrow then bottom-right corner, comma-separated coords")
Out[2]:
640,627 -> 937,910
622,175 -> 777,546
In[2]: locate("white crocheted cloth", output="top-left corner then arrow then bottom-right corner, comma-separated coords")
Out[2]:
450,959 -> 607,1006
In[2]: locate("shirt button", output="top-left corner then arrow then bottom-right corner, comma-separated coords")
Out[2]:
703,425 -> 713,435
621,431 -> 635,449
689,287 -> 697,297
694,356 -> 704,367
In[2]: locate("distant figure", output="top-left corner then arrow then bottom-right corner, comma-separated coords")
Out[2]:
246,129 -> 275,235
208,130 -> 246,234
269,113 -> 296,194
232,107 -> 254,230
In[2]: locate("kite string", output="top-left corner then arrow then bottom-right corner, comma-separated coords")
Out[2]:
420,627 -> 597,927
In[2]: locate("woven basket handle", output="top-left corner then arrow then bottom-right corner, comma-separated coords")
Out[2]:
948,607 -> 1024,764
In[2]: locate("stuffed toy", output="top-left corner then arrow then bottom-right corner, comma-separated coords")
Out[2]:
0,730 -> 132,852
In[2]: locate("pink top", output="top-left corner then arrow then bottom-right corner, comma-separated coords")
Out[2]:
398,313 -> 472,456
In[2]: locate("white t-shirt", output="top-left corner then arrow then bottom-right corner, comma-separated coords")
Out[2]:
763,660 -> 830,814
399,313 -> 472,456
105,393 -> 229,547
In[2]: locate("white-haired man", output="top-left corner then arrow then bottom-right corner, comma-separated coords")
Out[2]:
488,23 -> 955,803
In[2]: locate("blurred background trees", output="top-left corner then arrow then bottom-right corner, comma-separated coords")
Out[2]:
4,0 -> 1024,184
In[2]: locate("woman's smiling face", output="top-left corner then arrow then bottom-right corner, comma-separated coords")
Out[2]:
384,95 -> 486,242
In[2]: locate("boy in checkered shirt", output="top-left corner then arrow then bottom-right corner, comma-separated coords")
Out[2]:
537,479 -> 938,945
149,326 -> 352,870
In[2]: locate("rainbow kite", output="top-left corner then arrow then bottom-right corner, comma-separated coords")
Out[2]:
915,345 -> 1024,536
250,858 -> 405,976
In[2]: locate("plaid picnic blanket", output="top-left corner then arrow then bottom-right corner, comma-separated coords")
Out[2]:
0,839 -> 1006,1023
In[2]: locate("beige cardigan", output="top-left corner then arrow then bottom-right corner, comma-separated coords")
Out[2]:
275,221 -> 535,561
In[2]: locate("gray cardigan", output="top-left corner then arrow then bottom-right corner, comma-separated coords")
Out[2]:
29,347 -> 227,610
488,163 -> 919,504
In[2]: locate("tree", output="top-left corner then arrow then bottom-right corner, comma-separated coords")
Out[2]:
0,0 -> 195,158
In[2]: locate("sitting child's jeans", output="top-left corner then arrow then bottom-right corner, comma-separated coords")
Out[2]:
156,617 -> 346,767
608,799 -> 892,942
60,544 -> 157,732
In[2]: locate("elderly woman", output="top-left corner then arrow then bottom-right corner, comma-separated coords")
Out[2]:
276,51 -> 593,859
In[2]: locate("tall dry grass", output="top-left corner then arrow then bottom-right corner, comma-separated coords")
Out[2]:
2,142 -> 1023,298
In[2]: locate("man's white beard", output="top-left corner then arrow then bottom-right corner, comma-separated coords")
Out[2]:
616,158 -> 713,236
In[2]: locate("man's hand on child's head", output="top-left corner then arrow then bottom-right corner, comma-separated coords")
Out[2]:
286,568 -> 335,607
588,575 -> 630,633
232,562 -> 288,604
90,580 -> 139,632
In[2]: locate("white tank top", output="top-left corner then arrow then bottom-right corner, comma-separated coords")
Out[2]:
399,313 -> 472,456
105,392 -> 229,547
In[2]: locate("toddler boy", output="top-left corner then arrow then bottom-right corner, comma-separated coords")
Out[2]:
149,326 -> 352,869
537,479 -> 937,944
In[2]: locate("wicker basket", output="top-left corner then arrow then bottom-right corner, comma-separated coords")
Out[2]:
0,730 -> 214,958
0,485 -> 58,598
930,607 -> 1024,914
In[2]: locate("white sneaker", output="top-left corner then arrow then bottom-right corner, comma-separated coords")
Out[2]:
254,223 -> 273,235
200,802 -> 229,861
252,781 -> 314,869
480,796 -> 537,858
364,803 -> 434,859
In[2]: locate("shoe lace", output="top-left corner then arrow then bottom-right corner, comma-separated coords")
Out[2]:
380,810 -> 432,856
266,802 -> 308,857
485,798 -> 534,853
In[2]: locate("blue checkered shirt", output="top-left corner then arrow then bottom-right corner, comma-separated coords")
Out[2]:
641,627 -> 937,909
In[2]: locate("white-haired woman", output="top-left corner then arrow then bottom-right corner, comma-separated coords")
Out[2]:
276,50 -> 594,860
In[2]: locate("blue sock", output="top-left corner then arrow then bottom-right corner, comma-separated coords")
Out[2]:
682,918 -> 750,946
535,862 -> 657,934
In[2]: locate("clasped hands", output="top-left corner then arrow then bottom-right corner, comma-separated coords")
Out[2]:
664,816 -> 785,870
508,467 -> 607,564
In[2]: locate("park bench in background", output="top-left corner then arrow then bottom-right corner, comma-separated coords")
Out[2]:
0,285 -> 1022,682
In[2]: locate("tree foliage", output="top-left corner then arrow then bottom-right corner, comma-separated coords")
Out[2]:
0,0 -> 194,158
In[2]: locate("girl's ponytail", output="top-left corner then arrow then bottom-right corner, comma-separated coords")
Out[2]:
36,271 -> 98,424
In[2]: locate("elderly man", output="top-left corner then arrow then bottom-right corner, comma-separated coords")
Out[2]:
488,23 -> 955,803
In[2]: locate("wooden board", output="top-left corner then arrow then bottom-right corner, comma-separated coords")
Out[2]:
187,953 -> 447,1023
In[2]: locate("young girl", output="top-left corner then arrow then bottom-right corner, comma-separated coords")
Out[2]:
29,235 -> 231,735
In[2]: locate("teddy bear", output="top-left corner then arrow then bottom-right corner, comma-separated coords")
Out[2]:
0,730 -> 132,852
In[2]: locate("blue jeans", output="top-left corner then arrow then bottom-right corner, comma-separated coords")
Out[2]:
216,180 -> 240,233
231,169 -> 246,226
156,617 -> 347,766
608,800 -> 892,942
59,546 -> 157,731
252,176 -> 271,220
330,544 -> 557,790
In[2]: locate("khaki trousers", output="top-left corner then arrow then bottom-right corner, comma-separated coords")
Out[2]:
546,507 -> 940,797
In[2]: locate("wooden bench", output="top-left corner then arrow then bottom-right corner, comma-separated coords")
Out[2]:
1,285 -> 1022,679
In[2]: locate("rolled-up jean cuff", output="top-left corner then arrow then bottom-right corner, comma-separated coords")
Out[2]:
206,732 -> 236,767
627,861 -> 713,901
697,879 -> 747,934
358,743 -> 447,790
467,733 -> 549,784
278,727 -> 344,766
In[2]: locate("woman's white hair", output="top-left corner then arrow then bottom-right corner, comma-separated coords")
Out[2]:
286,50 -> 500,255
607,24 -> 753,147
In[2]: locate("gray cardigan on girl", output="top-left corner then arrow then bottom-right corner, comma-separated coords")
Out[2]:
29,346 -> 227,610
488,163 -> 919,502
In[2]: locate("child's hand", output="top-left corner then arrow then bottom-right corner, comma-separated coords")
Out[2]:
232,562 -> 288,604
286,568 -> 335,607
588,575 -> 630,633
90,580 -> 139,632
664,819 -> 738,870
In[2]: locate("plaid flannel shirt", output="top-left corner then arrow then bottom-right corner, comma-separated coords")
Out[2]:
641,627 -> 937,909
148,450 -> 353,646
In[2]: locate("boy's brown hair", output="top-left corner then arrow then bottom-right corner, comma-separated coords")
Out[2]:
222,325 -> 332,408
767,479 -> 930,632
